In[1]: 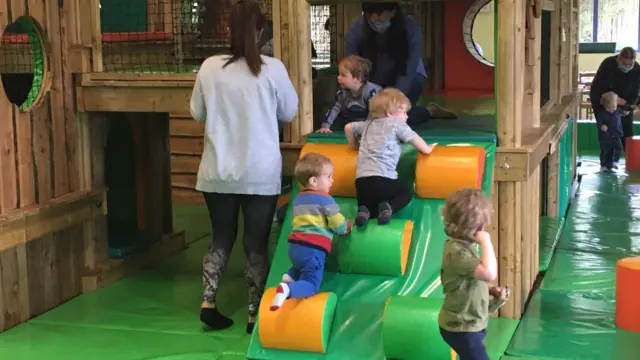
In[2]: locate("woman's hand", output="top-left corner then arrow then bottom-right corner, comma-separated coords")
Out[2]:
317,127 -> 332,133
617,97 -> 627,106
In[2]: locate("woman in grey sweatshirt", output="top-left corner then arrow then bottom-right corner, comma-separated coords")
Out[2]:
189,0 -> 298,334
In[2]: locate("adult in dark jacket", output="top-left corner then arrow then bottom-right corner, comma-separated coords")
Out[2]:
345,2 -> 456,127
590,47 -> 640,164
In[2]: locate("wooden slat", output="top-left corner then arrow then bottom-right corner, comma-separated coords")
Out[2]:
171,174 -> 197,189
170,137 -> 204,155
170,118 -> 204,137
172,188 -> 204,205
31,96 -> 53,203
10,0 -> 35,211
61,0 -> 80,192
171,155 -> 200,173
45,0 -> 69,197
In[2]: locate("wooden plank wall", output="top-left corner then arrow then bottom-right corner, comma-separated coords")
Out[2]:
169,114 -> 205,205
0,0 -> 110,332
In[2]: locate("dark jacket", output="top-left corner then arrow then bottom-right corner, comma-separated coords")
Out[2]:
590,56 -> 640,112
596,107 -> 625,137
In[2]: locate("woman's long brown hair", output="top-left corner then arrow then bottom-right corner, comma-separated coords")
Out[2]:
224,0 -> 265,76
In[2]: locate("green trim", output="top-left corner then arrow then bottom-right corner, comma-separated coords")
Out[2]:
9,17 -> 46,111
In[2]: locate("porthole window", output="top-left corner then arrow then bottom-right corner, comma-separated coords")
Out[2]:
0,16 -> 50,111
463,0 -> 495,67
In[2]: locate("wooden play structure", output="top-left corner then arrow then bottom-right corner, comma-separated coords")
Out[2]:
0,0 -> 579,334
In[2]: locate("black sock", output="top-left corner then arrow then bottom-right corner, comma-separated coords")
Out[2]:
200,307 -> 233,330
246,321 -> 255,334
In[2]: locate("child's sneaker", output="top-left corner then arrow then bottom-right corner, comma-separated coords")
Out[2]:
377,202 -> 393,225
600,166 -> 609,172
355,206 -> 370,227
612,162 -> 619,169
270,283 -> 290,311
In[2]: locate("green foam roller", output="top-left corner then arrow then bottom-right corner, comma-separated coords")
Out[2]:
383,296 -> 453,360
337,219 -> 413,277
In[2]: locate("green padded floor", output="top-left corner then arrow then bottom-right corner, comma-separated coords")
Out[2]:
538,217 -> 565,272
506,156 -> 640,360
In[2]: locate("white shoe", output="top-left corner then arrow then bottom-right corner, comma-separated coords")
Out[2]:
612,162 -> 619,169
282,273 -> 295,283
269,283 -> 290,311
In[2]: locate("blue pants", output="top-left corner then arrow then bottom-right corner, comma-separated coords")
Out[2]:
598,130 -> 622,168
440,328 -> 489,360
286,243 -> 326,298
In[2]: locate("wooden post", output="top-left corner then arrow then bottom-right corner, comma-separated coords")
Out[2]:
275,0 -> 313,144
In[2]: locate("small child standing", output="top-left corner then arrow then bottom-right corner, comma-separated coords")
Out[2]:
345,88 -> 436,227
270,153 -> 352,311
438,189 -> 509,360
317,55 -> 382,132
597,91 -> 632,171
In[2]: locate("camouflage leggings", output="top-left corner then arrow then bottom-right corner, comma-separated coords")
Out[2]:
202,192 -> 278,317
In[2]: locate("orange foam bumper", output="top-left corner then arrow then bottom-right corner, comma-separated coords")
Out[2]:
299,143 -> 358,197
626,137 -> 640,171
415,145 -> 485,199
258,288 -> 337,353
616,257 -> 640,332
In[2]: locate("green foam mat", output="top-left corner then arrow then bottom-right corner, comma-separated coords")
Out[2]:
485,318 -> 520,359
538,216 -> 565,272
507,170 -> 640,359
247,138 -> 496,359
506,288 -> 640,359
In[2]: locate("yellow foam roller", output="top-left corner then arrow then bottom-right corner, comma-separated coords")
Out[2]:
258,288 -> 337,353
298,143 -> 358,198
415,145 -> 485,199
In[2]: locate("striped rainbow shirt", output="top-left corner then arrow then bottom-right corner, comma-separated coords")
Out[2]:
288,189 -> 350,253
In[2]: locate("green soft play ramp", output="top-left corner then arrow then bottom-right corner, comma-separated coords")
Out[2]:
247,137 -> 496,359
538,216 -> 565,271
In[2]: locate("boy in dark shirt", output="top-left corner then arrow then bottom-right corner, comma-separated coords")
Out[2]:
597,91 -> 634,171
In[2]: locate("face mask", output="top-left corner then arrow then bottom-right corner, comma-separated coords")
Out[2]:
368,19 -> 391,33
619,65 -> 633,73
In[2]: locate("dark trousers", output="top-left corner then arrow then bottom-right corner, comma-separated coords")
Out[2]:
355,176 -> 412,217
598,131 -> 623,168
286,243 -> 326,298
440,328 -> 490,360
201,192 -> 278,316
594,106 -> 634,162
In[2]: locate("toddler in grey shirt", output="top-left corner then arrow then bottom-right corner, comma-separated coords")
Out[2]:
345,88 -> 436,226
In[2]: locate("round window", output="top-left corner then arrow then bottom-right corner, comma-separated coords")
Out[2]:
0,16 -> 49,111
462,0 -> 495,67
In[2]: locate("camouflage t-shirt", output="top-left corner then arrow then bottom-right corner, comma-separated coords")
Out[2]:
438,238 -> 489,332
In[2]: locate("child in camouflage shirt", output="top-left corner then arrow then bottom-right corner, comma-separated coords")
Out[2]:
438,189 -> 510,360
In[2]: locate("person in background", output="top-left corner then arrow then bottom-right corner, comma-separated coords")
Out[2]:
318,55 -> 382,132
190,0 -> 298,334
345,1 -> 457,127
589,46 -> 640,168
597,91 -> 635,172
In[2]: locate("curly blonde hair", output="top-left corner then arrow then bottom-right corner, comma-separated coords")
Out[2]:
441,188 -> 492,240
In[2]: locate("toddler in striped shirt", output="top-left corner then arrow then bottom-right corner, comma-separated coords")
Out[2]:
270,152 -> 352,311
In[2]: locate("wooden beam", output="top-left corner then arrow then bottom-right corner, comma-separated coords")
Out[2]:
0,190 -> 107,253
497,0 -> 526,147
